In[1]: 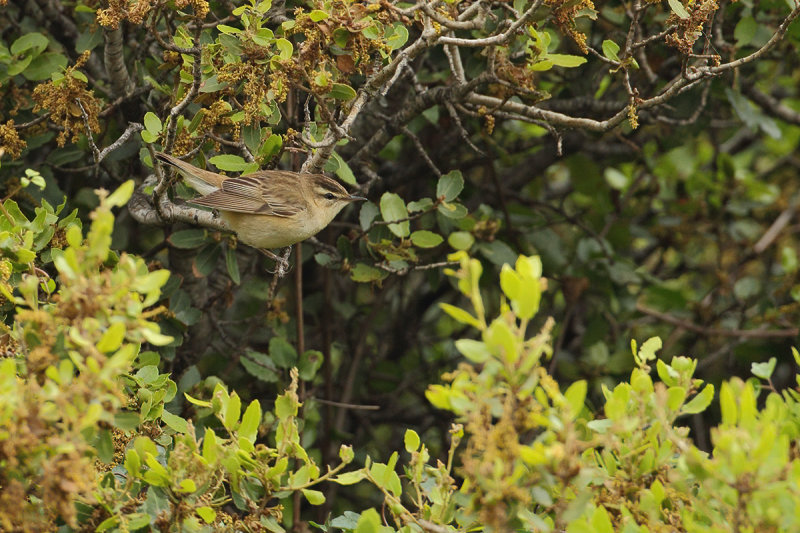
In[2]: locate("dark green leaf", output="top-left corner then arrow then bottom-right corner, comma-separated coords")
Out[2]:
168,229 -> 208,249
11,33 -> 49,55
734,16 -> 757,47
359,202 -> 379,231
241,351 -> 280,382
23,53 -> 68,81
351,263 -> 389,283
269,336 -> 298,368
299,350 -> 323,381
328,83 -> 357,100
194,244 -> 222,277
226,247 -> 241,284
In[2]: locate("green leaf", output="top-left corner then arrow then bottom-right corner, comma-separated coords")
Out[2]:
309,9 -> 329,21
23,52 -> 68,81
209,154 -> 250,171
529,59 -> 553,72
751,357 -> 776,380
454,339 -> 490,363
260,134 -> 283,159
448,231 -> 474,250
184,393 -> 212,407
637,337 -> 661,364
275,394 -> 298,419
225,247 -> 241,284
404,429 -> 420,452
161,410 -> 189,433
667,0 -> 690,19
168,229 -> 208,249
734,16 -> 757,47
302,489 -> 326,505
202,428 -> 218,464
299,350 -> 323,381
591,505 -> 614,533
667,386 -> 686,411
144,112 -> 162,134
359,202 -> 379,231
239,400 -> 261,444
379,193 -> 410,237
106,180 -> 135,207
97,322 -> 126,353
681,384 -> 715,414
141,130 -> 158,143
328,83 -> 357,100
387,23 -> 409,50
178,479 -> 197,493
407,198 -> 433,212
329,151 -> 357,185
440,303 -> 481,328
96,517 -> 121,532
410,230 -> 443,248
602,40 -> 620,62
96,429 -> 114,463
217,24 -> 242,34
11,33 -> 49,55
436,171 -> 464,202
77,28 -> 104,52
362,24 -> 382,40
197,506 -> 216,524
224,392 -> 241,431
275,38 -> 293,60
241,350 -> 279,382
719,382 -> 737,425
547,53 -> 587,67
604,168 -> 629,190
270,336 -> 298,368
334,470 -> 367,485
437,201 -> 468,219
124,449 -> 141,476
656,359 -> 679,386
564,380 -> 587,418
351,263 -> 389,283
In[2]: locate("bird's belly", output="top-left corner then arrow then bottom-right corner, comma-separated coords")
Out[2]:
221,212 -> 325,250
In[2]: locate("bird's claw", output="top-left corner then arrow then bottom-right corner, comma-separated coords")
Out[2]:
263,247 -> 293,277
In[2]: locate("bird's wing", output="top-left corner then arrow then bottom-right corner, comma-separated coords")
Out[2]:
190,190 -> 269,213
194,172 -> 306,217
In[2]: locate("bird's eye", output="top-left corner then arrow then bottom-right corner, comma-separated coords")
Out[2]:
324,193 -> 335,200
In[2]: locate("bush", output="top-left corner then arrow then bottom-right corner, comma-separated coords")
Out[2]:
3,186 -> 800,531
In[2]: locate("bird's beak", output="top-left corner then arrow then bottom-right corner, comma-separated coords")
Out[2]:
348,195 -> 368,202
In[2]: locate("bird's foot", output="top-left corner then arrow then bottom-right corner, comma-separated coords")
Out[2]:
262,247 -> 293,277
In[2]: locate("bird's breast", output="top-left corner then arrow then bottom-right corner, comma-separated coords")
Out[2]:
221,211 -> 330,249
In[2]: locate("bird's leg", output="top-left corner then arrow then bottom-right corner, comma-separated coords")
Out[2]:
261,247 -> 293,277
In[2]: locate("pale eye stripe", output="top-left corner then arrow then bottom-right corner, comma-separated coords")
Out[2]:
315,187 -> 339,197
311,175 -> 348,195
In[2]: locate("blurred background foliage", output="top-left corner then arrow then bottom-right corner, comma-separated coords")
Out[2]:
2,0 -> 800,529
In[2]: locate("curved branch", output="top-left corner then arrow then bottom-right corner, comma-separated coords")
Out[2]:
129,177 -> 230,232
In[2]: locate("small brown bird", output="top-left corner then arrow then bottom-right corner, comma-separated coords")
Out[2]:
155,153 -> 366,257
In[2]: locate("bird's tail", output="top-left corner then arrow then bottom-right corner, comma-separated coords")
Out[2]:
155,152 -> 225,195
